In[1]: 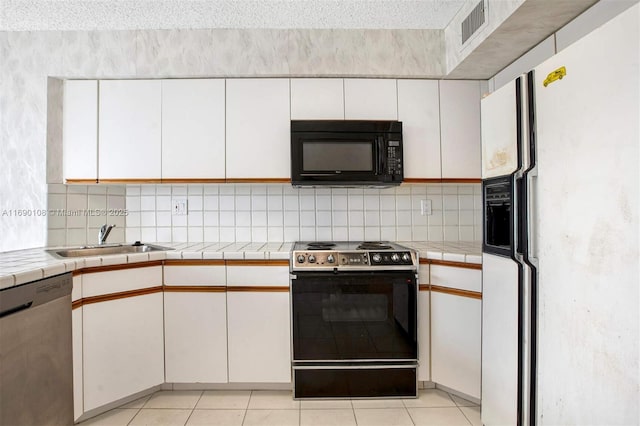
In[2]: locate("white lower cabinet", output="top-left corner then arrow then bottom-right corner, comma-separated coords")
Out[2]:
71,275 -> 83,422
163,264 -> 228,383
81,267 -> 164,412
226,264 -> 291,383
429,264 -> 482,398
417,263 -> 430,382
431,291 -> 481,399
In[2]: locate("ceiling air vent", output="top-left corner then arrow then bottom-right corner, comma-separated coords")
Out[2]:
461,1 -> 485,45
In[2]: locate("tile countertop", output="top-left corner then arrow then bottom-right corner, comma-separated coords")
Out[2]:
0,241 -> 481,290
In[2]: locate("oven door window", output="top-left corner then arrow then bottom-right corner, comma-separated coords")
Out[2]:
292,272 -> 417,362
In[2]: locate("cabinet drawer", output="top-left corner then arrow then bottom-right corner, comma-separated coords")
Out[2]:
226,265 -> 289,288
430,264 -> 481,293
82,266 -> 162,297
164,265 -> 226,286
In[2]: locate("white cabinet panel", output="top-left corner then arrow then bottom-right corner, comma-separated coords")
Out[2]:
83,292 -> 164,411
161,79 -> 226,179
227,291 -> 291,383
481,80 -> 518,179
72,307 -> 83,421
226,79 -> 290,179
431,292 -> 481,399
164,292 -> 228,383
99,80 -> 162,179
397,80 -> 441,179
63,80 -> 98,181
417,289 -> 430,382
71,275 -> 83,421
290,78 -> 344,119
344,79 -> 398,120
440,80 -> 481,179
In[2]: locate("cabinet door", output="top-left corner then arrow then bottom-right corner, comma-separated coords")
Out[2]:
290,78 -> 344,119
83,292 -> 164,411
226,79 -> 290,179
431,292 -> 481,399
344,79 -> 398,120
71,275 -> 83,421
226,264 -> 291,383
161,79 -> 226,179
440,80 -> 481,179
163,264 -> 228,383
397,80 -> 441,179
81,266 -> 164,412
99,80 -> 161,180
63,80 -> 98,182
227,291 -> 291,383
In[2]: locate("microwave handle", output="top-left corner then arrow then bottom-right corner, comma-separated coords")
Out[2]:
375,137 -> 384,175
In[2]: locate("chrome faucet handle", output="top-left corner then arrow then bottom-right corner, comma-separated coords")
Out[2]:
98,224 -> 116,245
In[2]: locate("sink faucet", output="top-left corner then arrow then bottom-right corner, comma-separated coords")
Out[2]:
98,224 -> 116,245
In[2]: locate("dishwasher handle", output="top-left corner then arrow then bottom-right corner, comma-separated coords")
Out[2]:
0,301 -> 33,318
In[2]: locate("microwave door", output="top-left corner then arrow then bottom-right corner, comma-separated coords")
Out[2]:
299,138 -> 375,176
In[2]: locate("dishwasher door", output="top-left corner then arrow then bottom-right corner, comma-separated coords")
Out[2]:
0,272 -> 73,426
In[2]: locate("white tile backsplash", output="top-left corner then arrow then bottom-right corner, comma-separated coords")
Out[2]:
47,183 -> 481,244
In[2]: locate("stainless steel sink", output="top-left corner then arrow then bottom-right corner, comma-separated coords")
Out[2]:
47,243 -> 173,258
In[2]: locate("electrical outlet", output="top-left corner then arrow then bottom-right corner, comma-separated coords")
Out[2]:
420,199 -> 432,216
172,198 -> 187,215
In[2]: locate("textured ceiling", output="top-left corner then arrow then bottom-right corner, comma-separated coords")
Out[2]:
0,0 -> 468,31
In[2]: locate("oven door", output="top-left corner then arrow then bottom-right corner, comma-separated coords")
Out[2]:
291,271 -> 417,362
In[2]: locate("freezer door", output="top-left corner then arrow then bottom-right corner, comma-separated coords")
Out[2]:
481,80 -> 519,179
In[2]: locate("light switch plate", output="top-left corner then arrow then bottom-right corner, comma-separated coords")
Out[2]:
420,199 -> 432,216
172,198 -> 187,215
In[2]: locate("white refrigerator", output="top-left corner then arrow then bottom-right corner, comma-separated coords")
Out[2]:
480,4 -> 639,425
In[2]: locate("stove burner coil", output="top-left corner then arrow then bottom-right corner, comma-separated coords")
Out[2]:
305,242 -> 336,250
357,241 -> 393,250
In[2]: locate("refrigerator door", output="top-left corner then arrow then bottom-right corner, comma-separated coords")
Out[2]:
481,80 -> 518,179
481,253 -> 520,425
532,4 -> 639,425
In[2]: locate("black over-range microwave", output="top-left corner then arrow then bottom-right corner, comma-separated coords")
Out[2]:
290,120 -> 403,187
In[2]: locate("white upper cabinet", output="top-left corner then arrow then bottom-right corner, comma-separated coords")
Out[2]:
481,80 -> 518,179
440,80 -> 482,179
63,80 -> 98,181
344,79 -> 398,120
99,80 -> 162,180
397,79 -> 441,179
161,79 -> 226,180
290,78 -> 345,120
226,79 -> 291,180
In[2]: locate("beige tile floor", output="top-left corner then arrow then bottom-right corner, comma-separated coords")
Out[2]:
78,389 -> 481,426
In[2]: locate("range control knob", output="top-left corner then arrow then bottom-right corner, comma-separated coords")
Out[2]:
391,253 -> 400,262
327,254 -> 335,264
296,254 -> 306,263
402,253 -> 411,263
371,253 -> 382,263
308,254 -> 316,263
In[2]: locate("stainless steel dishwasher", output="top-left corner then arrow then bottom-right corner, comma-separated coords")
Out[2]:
0,272 -> 73,426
